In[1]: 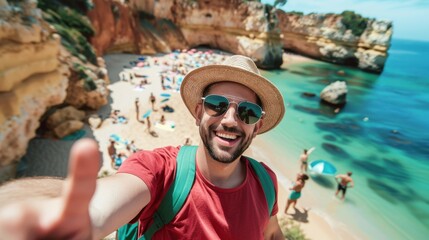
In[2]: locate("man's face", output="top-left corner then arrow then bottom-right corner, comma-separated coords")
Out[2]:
195,82 -> 263,164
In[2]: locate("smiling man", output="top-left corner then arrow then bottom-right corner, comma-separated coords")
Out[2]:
0,55 -> 286,240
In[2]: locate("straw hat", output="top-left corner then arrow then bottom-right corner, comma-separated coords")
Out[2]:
180,55 -> 285,134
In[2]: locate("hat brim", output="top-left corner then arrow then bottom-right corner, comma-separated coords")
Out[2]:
180,65 -> 285,134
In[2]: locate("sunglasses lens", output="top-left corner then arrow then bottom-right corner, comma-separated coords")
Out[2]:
203,95 -> 229,116
237,102 -> 263,124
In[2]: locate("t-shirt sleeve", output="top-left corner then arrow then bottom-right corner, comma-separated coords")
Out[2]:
117,146 -> 180,208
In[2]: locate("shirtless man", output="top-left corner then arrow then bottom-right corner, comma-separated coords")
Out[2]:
299,147 -> 315,172
335,172 -> 354,200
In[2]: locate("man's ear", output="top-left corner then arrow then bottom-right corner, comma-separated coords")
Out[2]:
252,120 -> 263,138
195,103 -> 203,126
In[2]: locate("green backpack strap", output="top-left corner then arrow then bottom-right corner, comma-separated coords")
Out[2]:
140,145 -> 198,240
246,156 -> 275,216
117,222 -> 138,240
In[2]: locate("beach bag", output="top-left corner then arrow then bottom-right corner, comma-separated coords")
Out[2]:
117,145 -> 275,240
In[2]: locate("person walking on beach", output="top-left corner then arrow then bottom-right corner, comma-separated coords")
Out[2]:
149,92 -> 156,111
134,97 -> 141,122
335,172 -> 354,200
146,116 -> 152,132
299,147 -> 315,172
107,139 -> 117,167
0,55 -> 286,239
284,173 -> 309,214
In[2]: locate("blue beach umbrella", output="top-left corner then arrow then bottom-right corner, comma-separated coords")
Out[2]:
109,134 -> 121,142
142,109 -> 152,119
309,160 -> 337,176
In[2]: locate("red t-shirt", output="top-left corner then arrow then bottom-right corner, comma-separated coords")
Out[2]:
118,146 -> 279,239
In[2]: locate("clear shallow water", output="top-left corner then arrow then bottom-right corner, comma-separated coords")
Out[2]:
260,38 -> 429,239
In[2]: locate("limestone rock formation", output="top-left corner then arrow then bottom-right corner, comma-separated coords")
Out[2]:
90,0 -> 283,69
0,1 -> 109,182
88,0 -> 187,56
276,10 -> 392,73
46,106 -> 85,130
320,81 -> 348,106
53,120 -> 84,139
0,1 -> 68,181
153,0 -> 283,69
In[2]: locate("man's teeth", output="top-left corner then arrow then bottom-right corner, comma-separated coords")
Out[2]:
216,133 -> 237,140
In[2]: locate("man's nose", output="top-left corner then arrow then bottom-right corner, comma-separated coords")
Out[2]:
220,105 -> 238,127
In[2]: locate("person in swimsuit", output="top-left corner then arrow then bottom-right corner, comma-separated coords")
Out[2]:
285,173 -> 309,214
299,147 -> 315,173
335,172 -> 354,200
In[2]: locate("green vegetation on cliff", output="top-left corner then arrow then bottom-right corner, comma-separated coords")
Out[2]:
38,0 -> 97,65
73,63 -> 97,91
341,11 -> 369,36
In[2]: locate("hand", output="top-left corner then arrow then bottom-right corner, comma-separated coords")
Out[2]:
0,139 -> 100,240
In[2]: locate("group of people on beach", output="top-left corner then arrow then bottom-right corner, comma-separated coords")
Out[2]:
107,137 -> 139,170
284,148 -> 355,214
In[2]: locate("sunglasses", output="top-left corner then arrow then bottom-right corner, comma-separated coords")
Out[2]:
201,94 -> 265,125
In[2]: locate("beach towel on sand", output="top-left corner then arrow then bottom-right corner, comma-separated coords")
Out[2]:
155,121 -> 175,132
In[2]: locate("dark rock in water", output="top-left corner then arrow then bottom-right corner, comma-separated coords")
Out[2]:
315,119 -> 361,136
318,102 -> 341,117
289,70 -> 313,76
322,142 -> 351,159
352,160 -> 410,182
367,179 -> 407,204
314,78 -> 331,85
323,135 -> 337,141
294,104 -> 339,118
294,105 -> 321,116
320,81 -> 347,106
301,92 -> 316,98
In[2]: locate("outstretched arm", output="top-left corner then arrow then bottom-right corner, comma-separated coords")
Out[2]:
0,139 -> 150,240
307,147 -> 316,155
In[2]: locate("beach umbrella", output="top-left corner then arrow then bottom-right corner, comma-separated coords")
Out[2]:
109,134 -> 121,142
160,93 -> 171,98
309,160 -> 337,176
142,110 -> 152,119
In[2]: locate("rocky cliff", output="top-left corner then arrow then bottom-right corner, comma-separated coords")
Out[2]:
88,0 -> 188,56
0,0 -> 68,181
89,0 -> 283,69
276,10 -> 392,73
0,0 -> 109,182
153,0 -> 283,69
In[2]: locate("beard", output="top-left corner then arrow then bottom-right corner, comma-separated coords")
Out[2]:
200,124 -> 253,164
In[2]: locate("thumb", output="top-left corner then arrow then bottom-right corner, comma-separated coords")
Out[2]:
62,138 -> 100,216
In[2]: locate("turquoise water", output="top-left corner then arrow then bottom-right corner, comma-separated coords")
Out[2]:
260,38 -> 429,239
